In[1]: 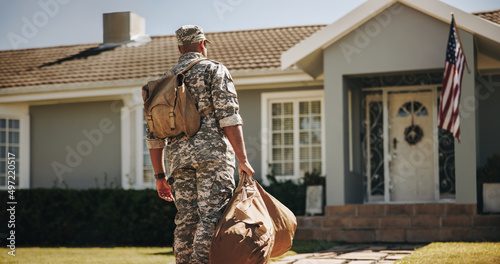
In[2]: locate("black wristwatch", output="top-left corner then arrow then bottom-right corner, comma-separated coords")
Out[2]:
154,172 -> 166,180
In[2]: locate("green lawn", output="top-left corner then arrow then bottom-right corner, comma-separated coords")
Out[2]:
396,242 -> 500,264
0,247 -> 176,264
0,240 -> 339,264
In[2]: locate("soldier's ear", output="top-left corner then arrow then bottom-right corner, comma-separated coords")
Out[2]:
178,46 -> 182,55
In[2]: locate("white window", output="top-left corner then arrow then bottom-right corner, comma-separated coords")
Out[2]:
0,118 -> 20,188
142,119 -> 154,184
142,117 -> 169,186
262,90 -> 325,183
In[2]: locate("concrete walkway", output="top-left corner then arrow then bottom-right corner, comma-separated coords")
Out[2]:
272,243 -> 426,264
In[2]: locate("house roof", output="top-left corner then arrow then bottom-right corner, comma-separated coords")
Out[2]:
0,25 -> 324,91
474,9 -> 500,25
281,0 -> 500,77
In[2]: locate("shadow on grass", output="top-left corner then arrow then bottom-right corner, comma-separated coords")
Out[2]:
147,251 -> 175,256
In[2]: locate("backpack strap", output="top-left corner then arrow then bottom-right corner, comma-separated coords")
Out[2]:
178,57 -> 209,75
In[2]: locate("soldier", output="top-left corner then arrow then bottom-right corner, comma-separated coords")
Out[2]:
145,25 -> 255,264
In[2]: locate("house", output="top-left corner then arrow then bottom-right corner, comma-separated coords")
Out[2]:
1,0 -> 499,242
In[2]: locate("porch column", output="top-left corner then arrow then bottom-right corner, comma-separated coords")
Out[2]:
120,91 -> 143,189
454,30 -> 477,204
324,69 -> 349,205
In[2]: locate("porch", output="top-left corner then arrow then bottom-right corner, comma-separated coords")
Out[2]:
295,203 -> 500,243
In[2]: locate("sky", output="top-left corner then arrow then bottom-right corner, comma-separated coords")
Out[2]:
0,0 -> 499,51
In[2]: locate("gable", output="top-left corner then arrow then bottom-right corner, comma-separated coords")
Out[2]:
283,0 -> 500,77
325,3 -> 452,75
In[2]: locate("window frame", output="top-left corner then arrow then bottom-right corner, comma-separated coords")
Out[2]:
261,90 -> 325,185
0,115 -> 29,190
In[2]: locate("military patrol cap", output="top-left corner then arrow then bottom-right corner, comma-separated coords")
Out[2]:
176,25 -> 212,46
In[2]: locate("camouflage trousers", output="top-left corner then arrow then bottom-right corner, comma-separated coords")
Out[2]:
170,161 -> 235,264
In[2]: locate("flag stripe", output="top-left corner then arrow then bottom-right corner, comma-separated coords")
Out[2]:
438,17 -> 465,142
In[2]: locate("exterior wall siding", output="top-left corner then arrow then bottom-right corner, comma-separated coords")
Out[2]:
30,101 -> 122,189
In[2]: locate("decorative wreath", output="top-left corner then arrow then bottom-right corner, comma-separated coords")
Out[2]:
404,125 -> 424,145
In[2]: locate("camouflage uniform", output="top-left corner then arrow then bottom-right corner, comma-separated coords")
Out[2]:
145,25 -> 242,264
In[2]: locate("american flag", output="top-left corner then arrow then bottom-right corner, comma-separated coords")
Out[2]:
438,16 -> 465,141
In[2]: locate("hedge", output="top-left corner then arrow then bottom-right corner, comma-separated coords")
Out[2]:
0,188 -> 177,247
0,177 -> 310,247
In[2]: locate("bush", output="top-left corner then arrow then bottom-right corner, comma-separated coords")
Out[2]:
0,188 -> 177,247
262,174 -> 306,216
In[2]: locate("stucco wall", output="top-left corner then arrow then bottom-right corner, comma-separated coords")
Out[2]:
30,101 -> 122,189
323,3 -> 478,205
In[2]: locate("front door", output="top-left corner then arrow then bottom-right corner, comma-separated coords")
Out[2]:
388,91 -> 435,201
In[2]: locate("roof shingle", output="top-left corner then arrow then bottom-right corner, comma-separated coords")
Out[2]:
474,9 -> 500,25
0,25 -> 325,89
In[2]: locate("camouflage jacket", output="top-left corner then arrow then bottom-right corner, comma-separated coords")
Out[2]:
145,52 -> 243,172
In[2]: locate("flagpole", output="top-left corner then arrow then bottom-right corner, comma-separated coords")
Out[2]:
451,13 -> 471,74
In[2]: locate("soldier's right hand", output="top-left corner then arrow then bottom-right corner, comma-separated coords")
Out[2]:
156,178 -> 175,202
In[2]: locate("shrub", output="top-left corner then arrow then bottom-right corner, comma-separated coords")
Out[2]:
0,188 -> 177,247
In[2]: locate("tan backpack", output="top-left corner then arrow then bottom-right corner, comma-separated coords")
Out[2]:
142,58 -> 212,139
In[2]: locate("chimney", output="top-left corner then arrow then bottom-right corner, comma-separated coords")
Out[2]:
103,12 -> 150,46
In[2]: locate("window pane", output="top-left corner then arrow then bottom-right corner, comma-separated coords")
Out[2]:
312,162 -> 322,173
284,133 -> 293,145
0,161 -> 5,173
272,163 -> 282,176
300,117 -> 309,130
0,176 -> 5,186
300,162 -> 309,177
312,147 -> 321,159
272,148 -> 282,161
300,147 -> 309,160
9,132 -> 19,144
0,131 -> 5,143
284,163 -> 294,175
299,102 -> 309,114
143,155 -> 152,166
8,147 -> 19,157
311,131 -> 321,144
0,119 -> 5,129
0,147 -> 5,159
311,116 -> 321,129
272,133 -> 282,146
272,103 -> 281,116
311,101 -> 321,114
284,147 -> 294,160
284,118 -> 293,130
283,103 -> 293,115
300,132 -> 309,144
272,118 -> 282,131
8,120 -> 19,129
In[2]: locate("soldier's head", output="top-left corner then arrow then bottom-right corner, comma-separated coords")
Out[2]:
176,25 -> 211,57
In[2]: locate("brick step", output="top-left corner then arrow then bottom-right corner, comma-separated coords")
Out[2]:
295,204 -> 500,242
325,204 -> 477,217
295,227 -> 500,242
298,215 -> 500,229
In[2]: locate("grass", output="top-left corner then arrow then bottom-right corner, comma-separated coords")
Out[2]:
0,240 -> 340,264
396,242 -> 500,264
0,247 -> 176,264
